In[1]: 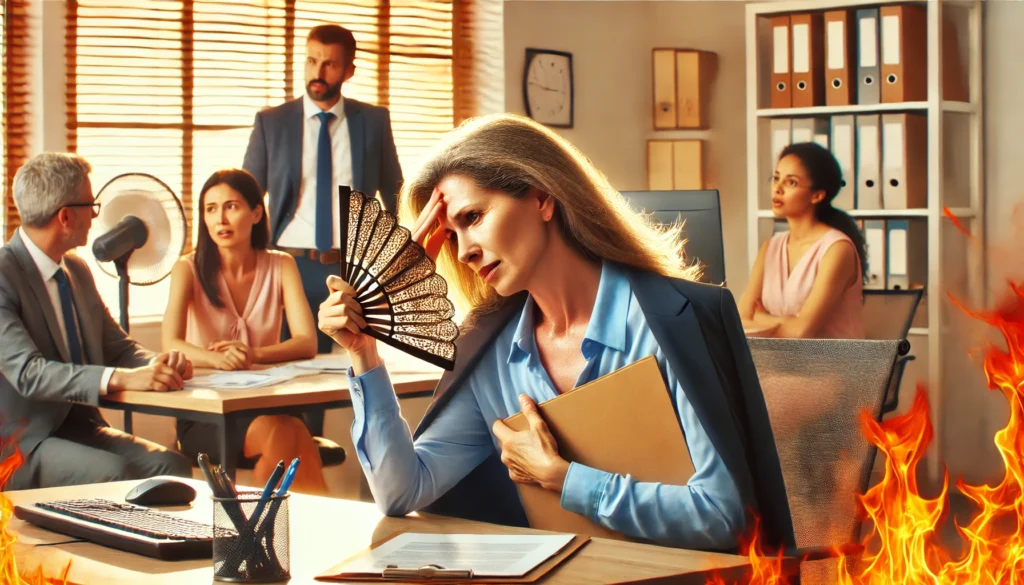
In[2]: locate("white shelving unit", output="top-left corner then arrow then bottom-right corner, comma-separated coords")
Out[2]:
745,0 -> 984,483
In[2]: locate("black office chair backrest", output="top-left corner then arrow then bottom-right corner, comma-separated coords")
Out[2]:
619,190 -> 726,285
747,337 -> 908,584
862,289 -> 924,340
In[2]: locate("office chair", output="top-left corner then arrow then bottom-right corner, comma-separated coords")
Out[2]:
748,337 -> 909,585
862,288 -> 925,415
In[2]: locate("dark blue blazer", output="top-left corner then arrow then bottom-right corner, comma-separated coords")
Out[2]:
411,267 -> 796,553
242,97 -> 403,244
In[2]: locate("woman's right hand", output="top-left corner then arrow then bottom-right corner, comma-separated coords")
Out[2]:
208,345 -> 250,371
319,275 -> 373,353
410,187 -> 449,261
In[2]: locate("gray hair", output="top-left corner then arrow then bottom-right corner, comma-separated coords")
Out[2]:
13,153 -> 93,228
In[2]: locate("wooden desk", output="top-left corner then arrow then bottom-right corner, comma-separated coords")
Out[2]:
99,351 -> 442,478
6,478 -> 796,584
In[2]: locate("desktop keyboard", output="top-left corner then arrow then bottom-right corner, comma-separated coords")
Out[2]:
14,498 -> 233,560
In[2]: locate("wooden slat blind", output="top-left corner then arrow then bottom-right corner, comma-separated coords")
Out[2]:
66,0 -> 454,318
452,0 -> 503,125
4,0 -> 32,241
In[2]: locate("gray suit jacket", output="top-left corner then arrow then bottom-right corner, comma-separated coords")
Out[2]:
0,231 -> 153,460
242,97 -> 404,244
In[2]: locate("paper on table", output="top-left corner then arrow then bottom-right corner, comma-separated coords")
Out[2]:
184,365 -> 311,390
292,357 -> 352,372
332,533 -> 575,578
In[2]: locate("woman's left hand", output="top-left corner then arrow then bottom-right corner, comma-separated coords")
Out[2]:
491,394 -> 570,493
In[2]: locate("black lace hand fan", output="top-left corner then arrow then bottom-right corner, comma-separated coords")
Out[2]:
338,186 -> 459,370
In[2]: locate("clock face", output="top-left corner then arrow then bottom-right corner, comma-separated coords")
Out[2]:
524,50 -> 573,128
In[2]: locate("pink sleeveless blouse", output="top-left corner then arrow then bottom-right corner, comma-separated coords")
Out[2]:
761,229 -> 864,339
184,250 -> 285,349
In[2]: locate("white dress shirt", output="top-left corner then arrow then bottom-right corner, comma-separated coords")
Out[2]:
20,228 -> 114,394
276,93 -> 354,249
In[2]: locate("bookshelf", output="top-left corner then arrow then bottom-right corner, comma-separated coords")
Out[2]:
745,0 -> 984,483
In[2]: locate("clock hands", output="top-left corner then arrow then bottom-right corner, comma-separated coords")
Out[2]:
528,80 -> 562,93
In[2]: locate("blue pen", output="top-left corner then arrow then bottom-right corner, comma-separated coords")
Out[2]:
247,460 -> 285,529
275,457 -> 301,496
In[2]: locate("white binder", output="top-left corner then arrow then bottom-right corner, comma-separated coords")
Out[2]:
863,219 -> 886,289
831,115 -> 856,210
856,114 -> 882,209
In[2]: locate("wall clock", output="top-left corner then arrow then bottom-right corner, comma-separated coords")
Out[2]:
523,48 -> 573,128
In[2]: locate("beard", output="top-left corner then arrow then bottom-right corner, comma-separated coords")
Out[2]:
306,78 -> 342,102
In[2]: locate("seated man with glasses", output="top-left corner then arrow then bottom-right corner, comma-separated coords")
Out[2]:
0,152 -> 194,490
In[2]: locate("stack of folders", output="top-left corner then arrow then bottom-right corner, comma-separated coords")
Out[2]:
767,112 -> 926,211
772,218 -> 926,292
503,355 -> 695,541
769,5 -> 965,109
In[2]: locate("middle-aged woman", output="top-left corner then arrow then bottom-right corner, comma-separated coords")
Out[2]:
316,114 -> 794,552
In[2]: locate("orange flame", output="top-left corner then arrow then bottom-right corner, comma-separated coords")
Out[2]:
705,275 -> 1024,584
705,516 -> 789,585
944,206 -> 974,239
838,281 -> 1024,584
0,437 -> 73,585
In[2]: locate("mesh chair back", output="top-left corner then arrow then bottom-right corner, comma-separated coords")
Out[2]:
863,289 -> 924,340
747,338 -> 906,583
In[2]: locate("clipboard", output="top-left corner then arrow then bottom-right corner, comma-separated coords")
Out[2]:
315,531 -> 590,582
503,355 -> 695,541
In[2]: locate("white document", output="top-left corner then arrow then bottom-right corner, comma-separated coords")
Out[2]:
184,365 -> 311,390
337,533 -> 575,578
185,371 -> 289,390
292,357 -> 353,372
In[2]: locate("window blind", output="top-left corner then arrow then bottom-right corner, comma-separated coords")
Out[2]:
66,0 -> 454,318
4,0 -> 32,240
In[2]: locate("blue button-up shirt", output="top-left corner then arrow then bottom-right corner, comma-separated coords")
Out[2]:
348,262 -> 743,549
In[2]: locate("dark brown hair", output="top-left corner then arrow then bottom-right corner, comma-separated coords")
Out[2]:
308,24 -> 357,69
195,169 -> 269,309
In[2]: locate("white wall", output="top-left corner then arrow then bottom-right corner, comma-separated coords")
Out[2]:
504,0 -> 751,293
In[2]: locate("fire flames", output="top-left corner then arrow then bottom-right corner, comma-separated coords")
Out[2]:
709,277 -> 1024,584
0,438 -> 72,585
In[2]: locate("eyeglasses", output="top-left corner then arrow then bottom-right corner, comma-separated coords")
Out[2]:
64,201 -> 102,218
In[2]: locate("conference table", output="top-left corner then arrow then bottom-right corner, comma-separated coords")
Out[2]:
5,477 -> 798,584
98,349 -> 442,479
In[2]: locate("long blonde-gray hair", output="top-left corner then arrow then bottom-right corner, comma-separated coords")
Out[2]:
399,113 -> 701,318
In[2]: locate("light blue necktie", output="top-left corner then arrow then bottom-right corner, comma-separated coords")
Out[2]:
52,267 -> 83,364
315,110 -> 336,253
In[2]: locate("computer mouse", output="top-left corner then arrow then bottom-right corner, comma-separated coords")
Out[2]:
125,478 -> 197,507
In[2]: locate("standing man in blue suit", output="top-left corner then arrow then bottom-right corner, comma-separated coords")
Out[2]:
243,24 -> 403,355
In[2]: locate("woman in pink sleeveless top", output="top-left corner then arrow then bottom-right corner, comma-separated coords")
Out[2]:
739,142 -> 865,339
162,169 -> 326,492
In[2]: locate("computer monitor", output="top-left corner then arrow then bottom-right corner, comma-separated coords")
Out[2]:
620,190 -> 726,285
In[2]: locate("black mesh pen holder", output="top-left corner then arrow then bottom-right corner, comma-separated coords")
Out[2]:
212,493 -> 290,583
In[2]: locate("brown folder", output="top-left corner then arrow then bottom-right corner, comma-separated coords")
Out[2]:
315,531 -> 591,583
647,140 -> 674,190
824,10 -> 854,106
880,4 -> 927,103
503,356 -> 695,541
675,49 -> 715,128
769,15 -> 792,109
790,12 -> 824,108
652,49 -> 677,129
